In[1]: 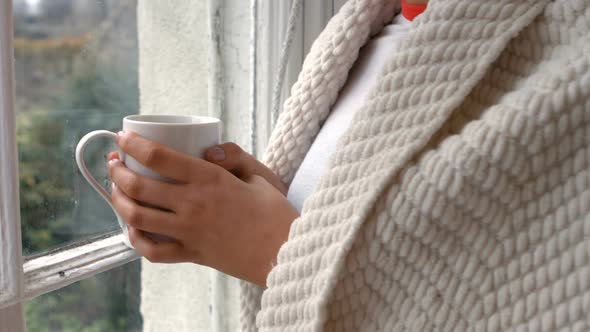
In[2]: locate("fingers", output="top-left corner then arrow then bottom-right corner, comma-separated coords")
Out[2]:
107,151 -> 120,162
128,226 -> 187,263
206,143 -> 288,195
111,184 -> 181,239
116,131 -> 215,183
108,159 -> 180,211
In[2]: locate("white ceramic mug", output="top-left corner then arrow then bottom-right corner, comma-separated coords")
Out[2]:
75,115 -> 221,247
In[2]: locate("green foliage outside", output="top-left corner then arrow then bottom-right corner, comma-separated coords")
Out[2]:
14,1 -> 143,330
17,56 -> 136,254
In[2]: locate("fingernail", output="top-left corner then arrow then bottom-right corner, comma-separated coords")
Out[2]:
108,158 -> 120,167
208,146 -> 226,162
111,182 -> 116,193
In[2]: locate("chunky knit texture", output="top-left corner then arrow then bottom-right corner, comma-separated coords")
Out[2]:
242,0 -> 590,330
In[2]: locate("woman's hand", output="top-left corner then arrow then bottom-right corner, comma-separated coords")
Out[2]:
107,131 -> 298,287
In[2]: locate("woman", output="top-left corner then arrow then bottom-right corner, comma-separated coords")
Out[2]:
107,0 -> 590,330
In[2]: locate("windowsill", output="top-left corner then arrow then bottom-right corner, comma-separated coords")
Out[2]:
24,230 -> 123,261
23,233 -> 138,301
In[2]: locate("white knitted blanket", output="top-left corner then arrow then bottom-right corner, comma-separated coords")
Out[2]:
242,0 -> 590,330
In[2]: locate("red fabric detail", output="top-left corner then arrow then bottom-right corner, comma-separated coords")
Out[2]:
401,0 -> 427,21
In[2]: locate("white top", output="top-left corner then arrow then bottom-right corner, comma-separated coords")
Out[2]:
287,14 -> 413,212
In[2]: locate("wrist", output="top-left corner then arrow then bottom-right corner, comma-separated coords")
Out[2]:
249,185 -> 299,287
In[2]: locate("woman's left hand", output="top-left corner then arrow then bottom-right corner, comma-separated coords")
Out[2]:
107,131 -> 299,287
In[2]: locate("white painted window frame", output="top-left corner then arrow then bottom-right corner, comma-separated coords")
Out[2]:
0,1 -> 25,329
253,0 -> 346,155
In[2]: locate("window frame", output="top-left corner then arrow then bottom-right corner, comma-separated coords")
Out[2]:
0,0 -> 24,310
254,0 -> 346,154
23,233 -> 137,301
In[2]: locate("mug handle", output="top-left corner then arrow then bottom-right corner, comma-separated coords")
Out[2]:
75,130 -> 133,248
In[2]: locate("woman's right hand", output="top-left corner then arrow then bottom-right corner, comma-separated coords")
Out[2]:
204,143 -> 288,195
107,133 -> 297,287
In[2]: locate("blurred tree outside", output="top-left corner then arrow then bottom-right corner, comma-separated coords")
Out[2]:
13,0 -> 142,330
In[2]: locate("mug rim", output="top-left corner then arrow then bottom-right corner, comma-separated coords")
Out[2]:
124,114 -> 220,126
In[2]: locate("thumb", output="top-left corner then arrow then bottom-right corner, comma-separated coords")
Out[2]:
205,143 -> 253,177
205,143 -> 288,195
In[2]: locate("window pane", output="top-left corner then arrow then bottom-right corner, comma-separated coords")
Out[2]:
25,261 -> 142,332
13,0 -> 138,255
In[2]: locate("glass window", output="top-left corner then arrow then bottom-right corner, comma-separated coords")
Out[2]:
13,0 -> 139,255
25,261 -> 142,332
